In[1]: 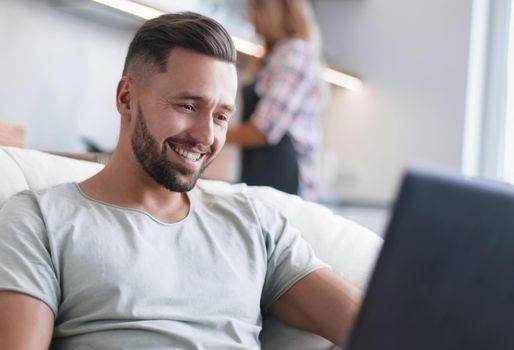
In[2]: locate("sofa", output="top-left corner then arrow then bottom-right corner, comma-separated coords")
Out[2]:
0,146 -> 383,349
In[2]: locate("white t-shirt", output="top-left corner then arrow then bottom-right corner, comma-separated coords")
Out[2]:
0,182 -> 328,349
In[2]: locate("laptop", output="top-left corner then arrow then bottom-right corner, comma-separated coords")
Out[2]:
346,168 -> 514,350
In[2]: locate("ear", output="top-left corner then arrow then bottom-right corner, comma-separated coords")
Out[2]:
116,76 -> 134,122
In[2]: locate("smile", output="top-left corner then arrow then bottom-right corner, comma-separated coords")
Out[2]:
168,143 -> 203,162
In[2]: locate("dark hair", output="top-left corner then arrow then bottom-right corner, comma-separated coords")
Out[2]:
123,12 -> 236,77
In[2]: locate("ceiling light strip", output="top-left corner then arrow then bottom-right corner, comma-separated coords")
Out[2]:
91,0 -> 164,19
90,0 -> 363,91
230,36 -> 265,58
322,67 -> 363,92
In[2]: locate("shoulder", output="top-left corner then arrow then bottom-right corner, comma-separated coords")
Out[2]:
1,189 -> 41,218
277,38 -> 314,51
271,38 -> 316,61
193,180 -> 285,226
0,190 -> 47,243
194,179 -> 258,214
194,179 -> 251,208
260,38 -> 319,82
0,183 -> 80,223
0,183 -> 67,212
31,183 -> 79,209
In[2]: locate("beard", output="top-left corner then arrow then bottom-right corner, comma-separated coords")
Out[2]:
131,107 -> 211,192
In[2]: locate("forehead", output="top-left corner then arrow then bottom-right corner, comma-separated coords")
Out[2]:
142,48 -> 238,104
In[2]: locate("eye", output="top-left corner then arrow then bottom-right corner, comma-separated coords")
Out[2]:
179,104 -> 195,112
215,113 -> 229,123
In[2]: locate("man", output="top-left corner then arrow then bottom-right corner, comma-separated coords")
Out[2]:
0,12 -> 361,349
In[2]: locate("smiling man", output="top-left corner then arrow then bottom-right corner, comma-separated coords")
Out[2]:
0,12 -> 361,350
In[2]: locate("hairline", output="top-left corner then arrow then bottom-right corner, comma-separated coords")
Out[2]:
124,46 -> 236,84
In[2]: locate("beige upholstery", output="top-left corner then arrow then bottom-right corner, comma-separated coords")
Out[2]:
0,146 -> 382,349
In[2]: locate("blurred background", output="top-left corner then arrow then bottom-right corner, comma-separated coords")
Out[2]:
1,0 -> 513,235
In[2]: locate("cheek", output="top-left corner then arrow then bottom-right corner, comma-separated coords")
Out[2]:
153,115 -> 189,139
212,127 -> 228,150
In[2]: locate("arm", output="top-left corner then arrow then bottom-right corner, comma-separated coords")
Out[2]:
268,268 -> 363,346
226,122 -> 268,147
0,291 -> 54,350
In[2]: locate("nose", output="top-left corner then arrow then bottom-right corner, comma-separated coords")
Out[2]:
189,112 -> 215,147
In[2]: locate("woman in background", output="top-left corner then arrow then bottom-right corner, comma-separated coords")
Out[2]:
226,0 -> 324,200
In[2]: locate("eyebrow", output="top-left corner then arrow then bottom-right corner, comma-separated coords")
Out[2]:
174,92 -> 236,113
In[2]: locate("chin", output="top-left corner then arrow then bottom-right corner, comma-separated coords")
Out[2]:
167,177 -> 198,192
153,166 -> 204,193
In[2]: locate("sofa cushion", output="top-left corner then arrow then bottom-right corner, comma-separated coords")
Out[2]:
0,148 -> 28,205
0,147 -> 102,205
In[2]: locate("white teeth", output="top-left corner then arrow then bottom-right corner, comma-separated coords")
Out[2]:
170,144 -> 202,161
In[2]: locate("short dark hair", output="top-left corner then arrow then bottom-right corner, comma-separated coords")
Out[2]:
123,12 -> 237,78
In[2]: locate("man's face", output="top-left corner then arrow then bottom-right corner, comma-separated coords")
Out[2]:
130,48 -> 237,192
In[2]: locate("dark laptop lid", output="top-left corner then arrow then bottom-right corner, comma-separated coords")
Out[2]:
346,168 -> 514,350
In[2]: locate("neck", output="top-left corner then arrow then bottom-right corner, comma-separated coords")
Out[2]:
79,143 -> 190,224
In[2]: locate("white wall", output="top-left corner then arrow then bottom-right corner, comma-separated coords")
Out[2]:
0,0 -> 475,203
313,0 -> 474,203
0,0 -> 136,151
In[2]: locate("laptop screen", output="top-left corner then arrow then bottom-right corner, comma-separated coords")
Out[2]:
346,169 -> 514,350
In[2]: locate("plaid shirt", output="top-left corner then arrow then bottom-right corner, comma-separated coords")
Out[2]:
251,39 -> 322,200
